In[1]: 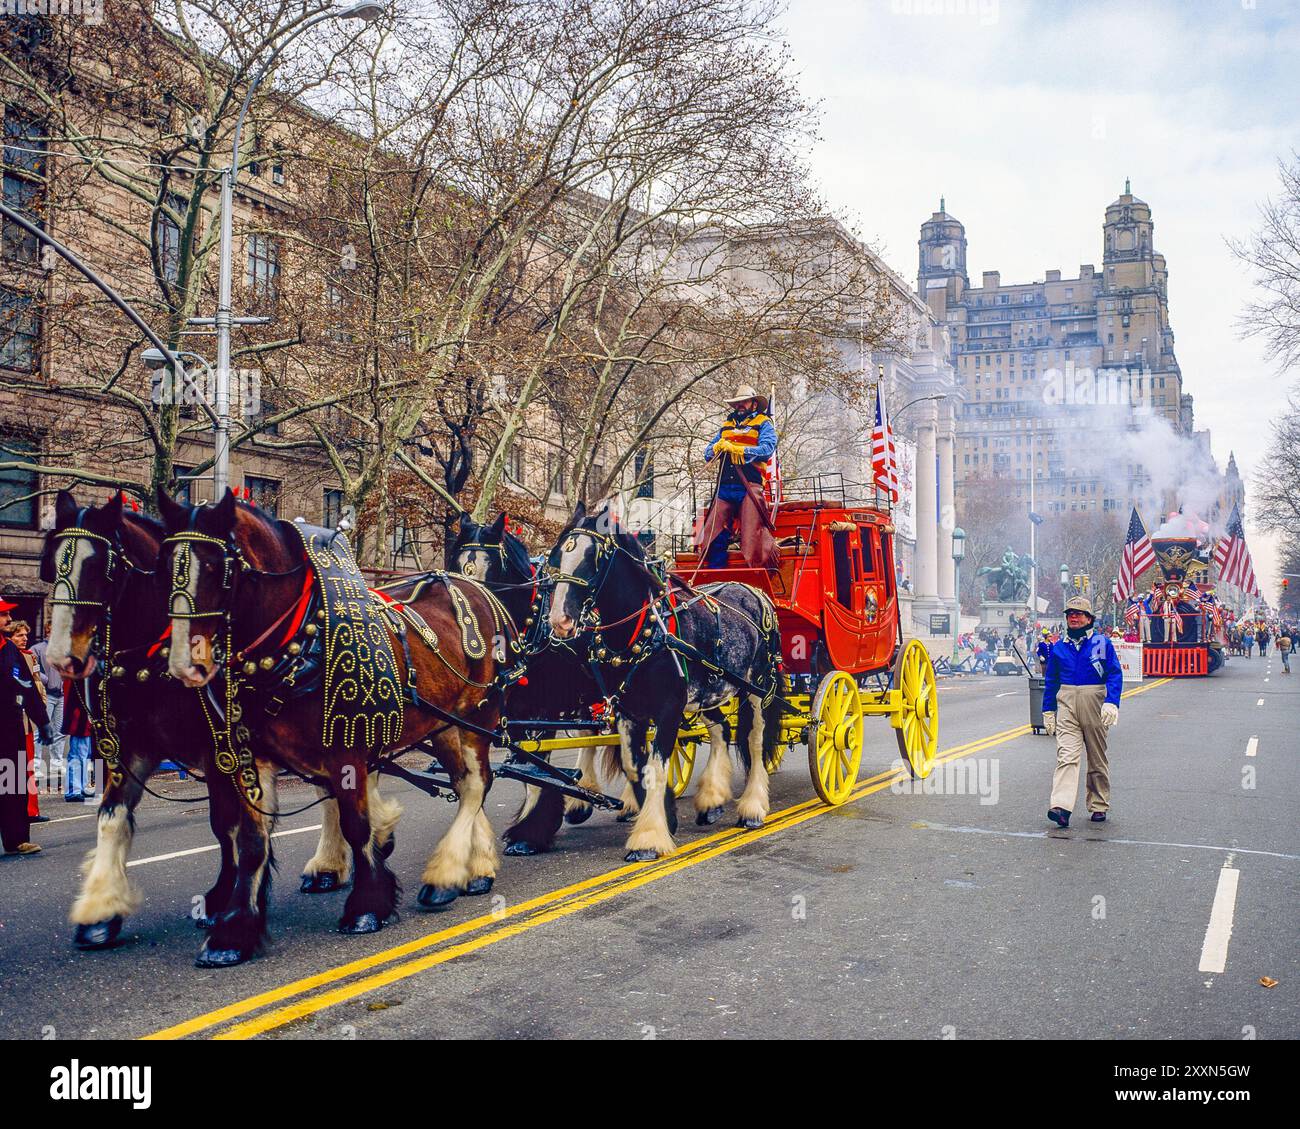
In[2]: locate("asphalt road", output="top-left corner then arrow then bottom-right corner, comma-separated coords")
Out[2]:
1,652 -> 1295,1041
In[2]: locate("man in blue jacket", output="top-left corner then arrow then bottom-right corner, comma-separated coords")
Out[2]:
1042,595 -> 1122,828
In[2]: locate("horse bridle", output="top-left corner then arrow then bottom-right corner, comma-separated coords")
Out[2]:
163,529 -> 245,621
549,527 -> 627,622
456,540 -> 505,581
46,515 -> 153,657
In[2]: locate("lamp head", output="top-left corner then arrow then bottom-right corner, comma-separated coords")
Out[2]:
337,1 -> 386,20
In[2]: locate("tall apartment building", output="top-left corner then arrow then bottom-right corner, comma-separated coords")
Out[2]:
916,185 -> 1188,517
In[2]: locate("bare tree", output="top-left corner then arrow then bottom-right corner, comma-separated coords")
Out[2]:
1231,150 -> 1300,372
0,0 -> 378,503
1251,394 -> 1300,538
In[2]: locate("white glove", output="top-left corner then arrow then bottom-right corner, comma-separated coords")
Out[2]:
1100,703 -> 1119,730
1043,711 -> 1056,736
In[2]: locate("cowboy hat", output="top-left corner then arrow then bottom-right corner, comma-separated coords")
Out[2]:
723,384 -> 769,412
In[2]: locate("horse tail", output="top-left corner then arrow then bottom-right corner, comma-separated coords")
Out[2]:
598,742 -> 624,786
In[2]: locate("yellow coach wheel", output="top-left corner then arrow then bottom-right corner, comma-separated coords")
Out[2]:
669,738 -> 697,797
809,670 -> 863,805
894,639 -> 938,779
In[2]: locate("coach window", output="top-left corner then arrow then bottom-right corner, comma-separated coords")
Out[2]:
858,525 -> 882,580
830,526 -> 856,608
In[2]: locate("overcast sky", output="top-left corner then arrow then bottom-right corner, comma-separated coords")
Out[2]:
778,0 -> 1296,598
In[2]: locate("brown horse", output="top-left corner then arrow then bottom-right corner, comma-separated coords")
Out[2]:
158,489 -> 508,964
41,490 -> 248,955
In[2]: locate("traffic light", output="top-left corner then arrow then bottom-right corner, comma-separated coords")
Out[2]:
1073,576 -> 1082,592
1285,579 -> 1290,592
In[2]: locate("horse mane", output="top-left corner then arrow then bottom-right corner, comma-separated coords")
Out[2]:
120,509 -> 165,567
500,528 -> 534,581
229,500 -> 298,572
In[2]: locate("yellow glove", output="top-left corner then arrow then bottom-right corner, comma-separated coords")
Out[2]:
728,444 -> 746,465
1043,711 -> 1056,736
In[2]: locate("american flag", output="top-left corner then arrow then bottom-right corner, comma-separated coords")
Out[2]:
871,385 -> 898,502
1214,504 -> 1261,597
1115,507 -> 1156,600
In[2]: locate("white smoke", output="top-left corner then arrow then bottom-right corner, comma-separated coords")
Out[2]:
1089,407 -> 1227,537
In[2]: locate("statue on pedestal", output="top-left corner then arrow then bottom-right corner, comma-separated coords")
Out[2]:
977,547 -> 1034,603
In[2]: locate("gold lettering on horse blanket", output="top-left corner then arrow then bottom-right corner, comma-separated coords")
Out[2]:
288,523 -> 405,750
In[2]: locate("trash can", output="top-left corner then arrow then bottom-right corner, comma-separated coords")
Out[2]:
1028,676 -> 1046,734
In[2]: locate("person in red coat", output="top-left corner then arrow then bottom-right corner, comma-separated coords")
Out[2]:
0,599 -> 53,855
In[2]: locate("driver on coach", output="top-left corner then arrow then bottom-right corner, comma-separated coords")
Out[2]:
701,385 -> 777,568
1042,595 -> 1123,829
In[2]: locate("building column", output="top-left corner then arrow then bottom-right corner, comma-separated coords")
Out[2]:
936,413 -> 955,617
913,402 -> 939,603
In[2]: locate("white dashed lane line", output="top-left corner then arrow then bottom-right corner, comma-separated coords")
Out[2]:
1198,862 -> 1241,976
126,823 -> 323,868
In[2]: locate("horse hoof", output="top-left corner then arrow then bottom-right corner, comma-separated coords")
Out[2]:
616,810 -> 638,823
300,871 -> 340,894
195,944 -> 250,968
696,806 -> 724,826
73,916 -> 122,950
465,876 -> 494,896
194,914 -> 217,930
738,816 -> 764,830
379,835 -> 396,860
625,849 -> 660,863
338,912 -> 382,935
564,805 -> 593,825
417,884 -> 459,909
503,840 -> 541,857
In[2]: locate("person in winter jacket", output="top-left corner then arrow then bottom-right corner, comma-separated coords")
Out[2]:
1042,595 -> 1123,828
0,599 -> 52,854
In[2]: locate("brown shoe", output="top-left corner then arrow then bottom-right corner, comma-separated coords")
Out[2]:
15,842 -> 41,855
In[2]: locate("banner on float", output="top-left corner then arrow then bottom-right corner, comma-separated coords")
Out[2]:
1116,641 -> 1143,683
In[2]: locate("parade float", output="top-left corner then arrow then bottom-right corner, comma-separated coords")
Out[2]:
1123,513 -> 1227,677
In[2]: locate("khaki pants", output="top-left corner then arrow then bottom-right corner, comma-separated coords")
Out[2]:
1050,683 -> 1110,814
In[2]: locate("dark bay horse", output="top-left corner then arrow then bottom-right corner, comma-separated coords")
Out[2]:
451,512 -> 604,854
158,489 -> 510,961
41,490 -> 247,956
548,502 -> 784,860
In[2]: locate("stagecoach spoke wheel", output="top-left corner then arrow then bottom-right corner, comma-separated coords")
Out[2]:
893,639 -> 938,779
809,670 -> 863,805
669,738 -> 697,797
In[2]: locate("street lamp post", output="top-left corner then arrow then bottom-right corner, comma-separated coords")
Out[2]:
951,526 -> 965,663
213,2 -> 385,496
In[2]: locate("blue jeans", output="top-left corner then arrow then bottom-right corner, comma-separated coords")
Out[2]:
704,482 -> 747,567
66,735 -> 91,798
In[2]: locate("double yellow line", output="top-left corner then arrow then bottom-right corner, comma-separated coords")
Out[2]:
146,679 -> 1168,1040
